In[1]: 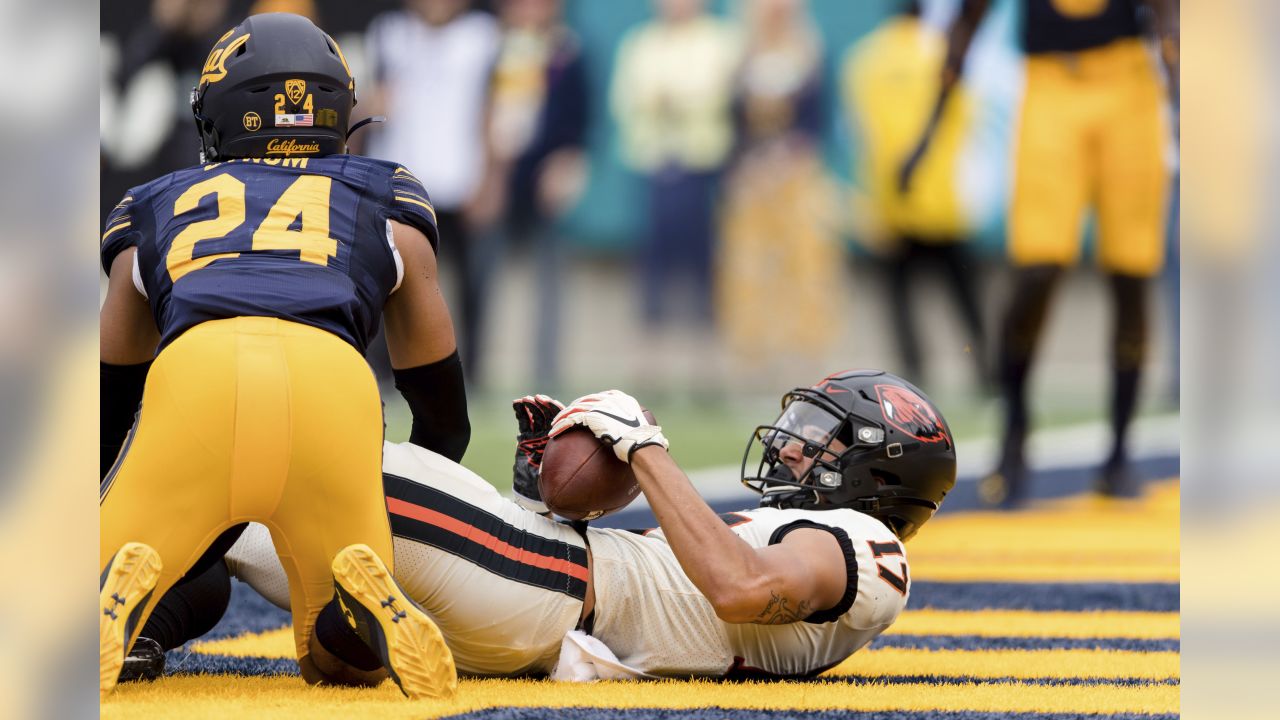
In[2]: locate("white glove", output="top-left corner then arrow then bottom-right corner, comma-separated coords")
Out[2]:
549,390 -> 668,463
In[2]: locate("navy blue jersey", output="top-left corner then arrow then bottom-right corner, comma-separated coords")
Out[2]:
1023,0 -> 1142,55
101,155 -> 438,352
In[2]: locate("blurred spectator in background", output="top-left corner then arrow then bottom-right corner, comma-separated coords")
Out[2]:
611,0 -> 741,390
841,1 -> 986,393
1163,98 -> 1180,407
902,0 -> 1178,507
363,0 -> 501,385
101,1 -> 327,228
468,0 -> 589,392
718,0 -> 839,387
100,0 -> 232,225
249,0 -> 318,15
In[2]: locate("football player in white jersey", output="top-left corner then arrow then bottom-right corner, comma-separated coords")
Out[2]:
230,369 -> 954,679
144,370 -> 955,681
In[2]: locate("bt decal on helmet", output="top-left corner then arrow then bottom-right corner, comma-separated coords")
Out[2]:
875,385 -> 950,444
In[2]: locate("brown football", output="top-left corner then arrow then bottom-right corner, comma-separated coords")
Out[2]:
538,410 -> 656,521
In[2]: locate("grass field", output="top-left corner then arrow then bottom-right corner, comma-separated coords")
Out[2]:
392,384 -> 1174,494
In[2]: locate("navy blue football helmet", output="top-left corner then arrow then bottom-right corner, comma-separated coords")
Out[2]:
191,13 -> 356,162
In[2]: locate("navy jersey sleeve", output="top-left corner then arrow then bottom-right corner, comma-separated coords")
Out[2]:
384,165 -> 440,253
101,191 -> 142,275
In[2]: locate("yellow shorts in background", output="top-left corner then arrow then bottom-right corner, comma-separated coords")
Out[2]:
1010,39 -> 1170,277
100,316 -> 392,661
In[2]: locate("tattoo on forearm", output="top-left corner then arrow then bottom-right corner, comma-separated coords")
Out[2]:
754,591 -> 812,625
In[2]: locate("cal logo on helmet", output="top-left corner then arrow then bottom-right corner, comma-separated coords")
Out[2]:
199,31 -> 250,87
876,384 -> 950,444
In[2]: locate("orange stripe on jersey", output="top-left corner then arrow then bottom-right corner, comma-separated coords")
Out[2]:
387,496 -> 589,583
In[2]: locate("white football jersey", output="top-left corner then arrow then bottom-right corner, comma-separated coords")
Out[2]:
586,506 -> 909,678
227,441 -> 587,677
227,443 -> 907,679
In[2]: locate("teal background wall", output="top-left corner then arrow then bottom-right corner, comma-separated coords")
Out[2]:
558,0 -> 912,251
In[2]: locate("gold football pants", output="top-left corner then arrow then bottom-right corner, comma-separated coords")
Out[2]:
1010,38 -> 1170,277
100,316 -> 392,661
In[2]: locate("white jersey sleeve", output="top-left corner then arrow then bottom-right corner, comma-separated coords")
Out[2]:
725,507 -> 910,633
586,506 -> 908,678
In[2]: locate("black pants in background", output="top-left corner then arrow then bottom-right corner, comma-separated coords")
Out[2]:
885,237 -> 987,389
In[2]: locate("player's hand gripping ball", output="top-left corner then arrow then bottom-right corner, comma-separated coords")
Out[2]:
511,394 -> 565,515
540,390 -> 667,521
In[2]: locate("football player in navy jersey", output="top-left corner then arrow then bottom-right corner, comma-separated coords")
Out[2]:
99,13 -> 465,700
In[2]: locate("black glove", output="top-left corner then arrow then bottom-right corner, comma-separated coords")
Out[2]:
511,394 -> 565,515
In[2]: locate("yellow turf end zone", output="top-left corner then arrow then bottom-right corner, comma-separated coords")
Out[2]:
102,480 -> 1181,719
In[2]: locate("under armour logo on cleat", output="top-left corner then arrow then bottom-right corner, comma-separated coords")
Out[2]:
104,608 -> 118,619
381,596 -> 395,608
391,610 -> 407,623
111,593 -> 126,606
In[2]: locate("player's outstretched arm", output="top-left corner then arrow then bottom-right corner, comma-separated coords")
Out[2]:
382,220 -> 470,461
550,390 -> 848,624
630,447 -> 847,624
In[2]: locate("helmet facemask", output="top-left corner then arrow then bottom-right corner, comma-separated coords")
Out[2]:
741,389 -> 888,514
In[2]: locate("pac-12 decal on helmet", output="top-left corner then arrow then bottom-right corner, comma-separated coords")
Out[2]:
876,384 -> 951,444
740,369 -> 956,541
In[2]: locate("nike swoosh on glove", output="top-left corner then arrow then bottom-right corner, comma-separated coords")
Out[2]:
549,390 -> 668,464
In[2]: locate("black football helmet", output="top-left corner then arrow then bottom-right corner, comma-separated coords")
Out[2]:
190,13 -> 356,162
741,369 -> 956,541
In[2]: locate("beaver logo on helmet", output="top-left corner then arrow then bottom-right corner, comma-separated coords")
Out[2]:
876,385 -> 950,444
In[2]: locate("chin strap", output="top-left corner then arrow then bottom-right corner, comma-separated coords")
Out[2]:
347,115 -> 385,140
191,87 -> 218,164
760,485 -> 818,509
850,497 -> 880,513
